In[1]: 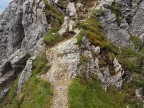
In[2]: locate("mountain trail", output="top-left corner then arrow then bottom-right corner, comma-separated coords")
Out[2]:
47,66 -> 71,108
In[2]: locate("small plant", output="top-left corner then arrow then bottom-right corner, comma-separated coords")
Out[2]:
131,36 -> 142,49
44,29 -> 61,47
76,35 -> 83,46
95,8 -> 105,17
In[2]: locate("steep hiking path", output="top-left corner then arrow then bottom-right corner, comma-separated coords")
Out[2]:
43,1 -> 99,108
45,35 -> 80,108
40,63 -> 71,108
50,76 -> 71,108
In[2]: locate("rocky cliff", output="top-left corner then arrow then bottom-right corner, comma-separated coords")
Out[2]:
0,0 -> 48,98
0,0 -> 144,108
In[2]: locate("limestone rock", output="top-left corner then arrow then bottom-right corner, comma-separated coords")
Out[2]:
136,87 -> 144,105
99,9 -> 133,48
0,0 -> 48,98
67,2 -> 77,17
59,2 -> 78,36
129,0 -> 144,38
17,56 -> 35,94
1,0 -> 144,105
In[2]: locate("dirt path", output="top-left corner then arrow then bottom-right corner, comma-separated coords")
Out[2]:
51,80 -> 70,108
45,59 -> 72,108
41,68 -> 71,108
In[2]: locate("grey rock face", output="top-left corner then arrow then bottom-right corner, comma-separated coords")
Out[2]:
17,56 -> 35,94
129,0 -> 144,38
97,0 -> 144,47
67,2 -> 77,17
99,9 -> 133,48
0,0 -> 48,99
136,87 -> 144,105
0,0 -> 48,64
115,0 -> 141,17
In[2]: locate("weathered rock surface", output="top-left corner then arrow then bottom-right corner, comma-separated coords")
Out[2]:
17,56 -> 35,94
129,0 -> 144,38
59,2 -> 77,36
97,0 -> 144,48
99,10 -> 133,48
0,0 -> 48,98
136,87 -> 144,105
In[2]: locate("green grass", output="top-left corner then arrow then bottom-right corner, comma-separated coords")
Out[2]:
116,48 -> 144,73
131,36 -> 142,49
32,52 -> 50,75
1,77 -> 53,108
0,79 -> 19,108
68,78 -> 143,108
19,77 -> 53,108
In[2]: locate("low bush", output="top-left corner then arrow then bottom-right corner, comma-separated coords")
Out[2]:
44,30 -> 61,47
32,52 -> 50,75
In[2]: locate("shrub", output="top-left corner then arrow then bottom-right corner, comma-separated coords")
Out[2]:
32,52 -> 50,75
44,29 -> 61,47
131,36 -> 142,49
76,35 -> 83,46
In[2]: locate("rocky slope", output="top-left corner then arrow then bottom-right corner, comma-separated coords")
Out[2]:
1,0 -> 144,107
